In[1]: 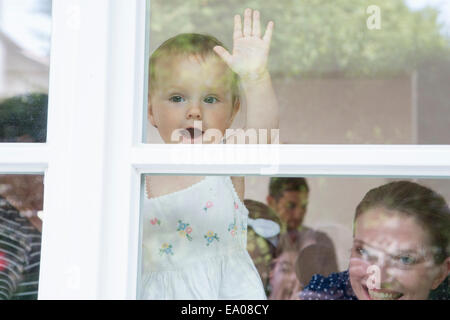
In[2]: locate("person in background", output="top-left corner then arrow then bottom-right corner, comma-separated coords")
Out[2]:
300,181 -> 450,300
244,199 -> 281,296
266,177 -> 338,275
269,236 -> 343,300
292,243 -> 339,297
0,93 -> 47,299
268,233 -> 301,300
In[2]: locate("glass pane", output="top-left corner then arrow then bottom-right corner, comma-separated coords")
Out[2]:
138,175 -> 450,300
0,174 -> 43,300
0,0 -> 51,143
145,0 -> 450,144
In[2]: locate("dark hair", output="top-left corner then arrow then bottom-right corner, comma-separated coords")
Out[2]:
269,177 -> 309,202
355,181 -> 450,264
295,244 -> 337,285
149,33 -> 240,106
244,199 -> 281,224
244,198 -> 281,256
0,93 -> 48,142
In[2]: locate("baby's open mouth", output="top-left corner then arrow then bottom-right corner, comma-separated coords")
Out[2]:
181,127 -> 204,141
367,288 -> 403,300
187,127 -> 204,138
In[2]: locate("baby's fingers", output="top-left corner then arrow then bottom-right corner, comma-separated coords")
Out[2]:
213,46 -> 233,67
263,21 -> 274,44
253,10 -> 261,38
243,8 -> 252,37
234,15 -> 242,40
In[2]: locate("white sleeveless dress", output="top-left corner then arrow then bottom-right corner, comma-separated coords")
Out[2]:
140,175 -> 267,300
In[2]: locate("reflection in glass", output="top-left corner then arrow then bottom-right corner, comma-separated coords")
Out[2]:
301,180 -> 450,300
0,0 -> 51,142
139,175 -> 450,300
146,0 -> 450,144
0,174 -> 43,300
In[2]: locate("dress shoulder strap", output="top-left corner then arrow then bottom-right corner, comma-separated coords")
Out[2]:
223,176 -> 248,216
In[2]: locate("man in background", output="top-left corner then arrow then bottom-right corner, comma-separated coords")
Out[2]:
267,178 -> 339,278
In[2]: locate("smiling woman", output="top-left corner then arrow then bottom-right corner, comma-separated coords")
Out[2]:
299,181 -> 450,300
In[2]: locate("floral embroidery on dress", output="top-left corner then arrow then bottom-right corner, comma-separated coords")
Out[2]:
234,201 -> 239,210
177,220 -> 193,241
204,231 -> 219,246
203,201 -> 214,213
241,219 -> 247,235
159,243 -> 174,256
150,218 -> 161,226
228,218 -> 238,237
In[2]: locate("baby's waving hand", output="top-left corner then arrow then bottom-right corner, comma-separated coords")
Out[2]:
214,8 -> 274,82
214,8 -> 279,143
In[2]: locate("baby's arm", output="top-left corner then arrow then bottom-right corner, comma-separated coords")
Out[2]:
214,8 -> 279,143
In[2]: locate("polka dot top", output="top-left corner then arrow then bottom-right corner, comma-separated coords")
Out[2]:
429,276 -> 450,300
299,270 -> 357,300
300,271 -> 450,300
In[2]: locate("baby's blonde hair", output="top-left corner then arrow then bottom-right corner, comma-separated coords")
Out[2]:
149,33 -> 240,108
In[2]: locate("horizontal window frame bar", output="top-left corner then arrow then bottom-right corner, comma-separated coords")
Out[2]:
131,144 -> 450,177
0,144 -> 49,173
1,144 -> 448,177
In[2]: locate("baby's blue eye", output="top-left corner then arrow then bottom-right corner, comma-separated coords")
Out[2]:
169,95 -> 185,103
398,255 -> 416,266
204,96 -> 218,104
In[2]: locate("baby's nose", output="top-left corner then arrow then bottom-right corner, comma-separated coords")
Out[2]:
186,104 -> 202,120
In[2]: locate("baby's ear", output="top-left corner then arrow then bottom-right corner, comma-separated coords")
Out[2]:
234,98 -> 241,113
148,100 -> 157,128
230,99 -> 241,122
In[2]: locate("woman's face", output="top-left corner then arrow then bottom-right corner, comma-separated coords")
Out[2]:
349,207 -> 448,300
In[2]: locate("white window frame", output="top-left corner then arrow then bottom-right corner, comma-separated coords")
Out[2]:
0,0 -> 449,299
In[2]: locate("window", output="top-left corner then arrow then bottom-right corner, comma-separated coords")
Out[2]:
0,0 -> 50,142
0,174 -> 43,300
146,0 -> 450,145
1,0 -> 449,299
138,175 -> 450,299
139,0 -> 450,300
0,0 -> 50,300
